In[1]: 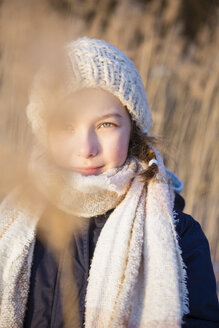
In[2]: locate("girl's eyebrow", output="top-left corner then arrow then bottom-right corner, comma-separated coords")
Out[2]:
97,113 -> 122,120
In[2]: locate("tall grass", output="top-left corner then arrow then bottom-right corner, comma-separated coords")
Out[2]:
0,0 -> 218,288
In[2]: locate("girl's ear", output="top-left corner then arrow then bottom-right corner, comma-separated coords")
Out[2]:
127,122 -> 134,153
125,105 -> 133,138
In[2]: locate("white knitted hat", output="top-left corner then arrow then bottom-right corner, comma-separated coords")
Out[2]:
27,37 -> 153,144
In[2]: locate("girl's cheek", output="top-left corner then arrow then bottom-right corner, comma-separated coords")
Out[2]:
48,133 -> 75,166
116,130 -> 131,164
103,132 -> 130,166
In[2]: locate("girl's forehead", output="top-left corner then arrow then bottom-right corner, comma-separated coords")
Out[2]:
58,87 -> 127,120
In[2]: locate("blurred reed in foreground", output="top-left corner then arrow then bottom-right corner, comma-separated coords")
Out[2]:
0,0 -> 218,290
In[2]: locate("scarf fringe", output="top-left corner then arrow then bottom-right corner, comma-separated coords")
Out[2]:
0,156 -> 189,327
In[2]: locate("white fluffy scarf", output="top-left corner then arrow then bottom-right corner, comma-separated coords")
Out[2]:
0,151 -> 189,328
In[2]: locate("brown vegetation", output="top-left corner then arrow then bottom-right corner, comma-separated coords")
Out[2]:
0,0 -> 218,289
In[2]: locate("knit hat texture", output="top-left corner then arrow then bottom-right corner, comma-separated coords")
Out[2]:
27,37 -> 152,144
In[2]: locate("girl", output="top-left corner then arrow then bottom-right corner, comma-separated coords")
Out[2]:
0,37 -> 218,328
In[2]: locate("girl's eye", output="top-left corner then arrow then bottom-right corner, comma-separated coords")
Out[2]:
98,122 -> 116,128
62,123 -> 74,131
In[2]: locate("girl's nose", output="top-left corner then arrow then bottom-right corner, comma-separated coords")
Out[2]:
76,131 -> 99,159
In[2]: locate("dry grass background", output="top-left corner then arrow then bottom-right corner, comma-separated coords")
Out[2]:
0,0 -> 218,291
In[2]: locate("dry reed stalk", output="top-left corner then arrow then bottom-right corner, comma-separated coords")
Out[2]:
0,0 -> 218,291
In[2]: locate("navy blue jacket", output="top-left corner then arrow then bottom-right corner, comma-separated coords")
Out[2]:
23,194 -> 219,327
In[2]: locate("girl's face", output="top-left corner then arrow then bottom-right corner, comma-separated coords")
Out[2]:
47,88 -> 132,175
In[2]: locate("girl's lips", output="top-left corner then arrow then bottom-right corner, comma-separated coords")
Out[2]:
74,166 -> 104,175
